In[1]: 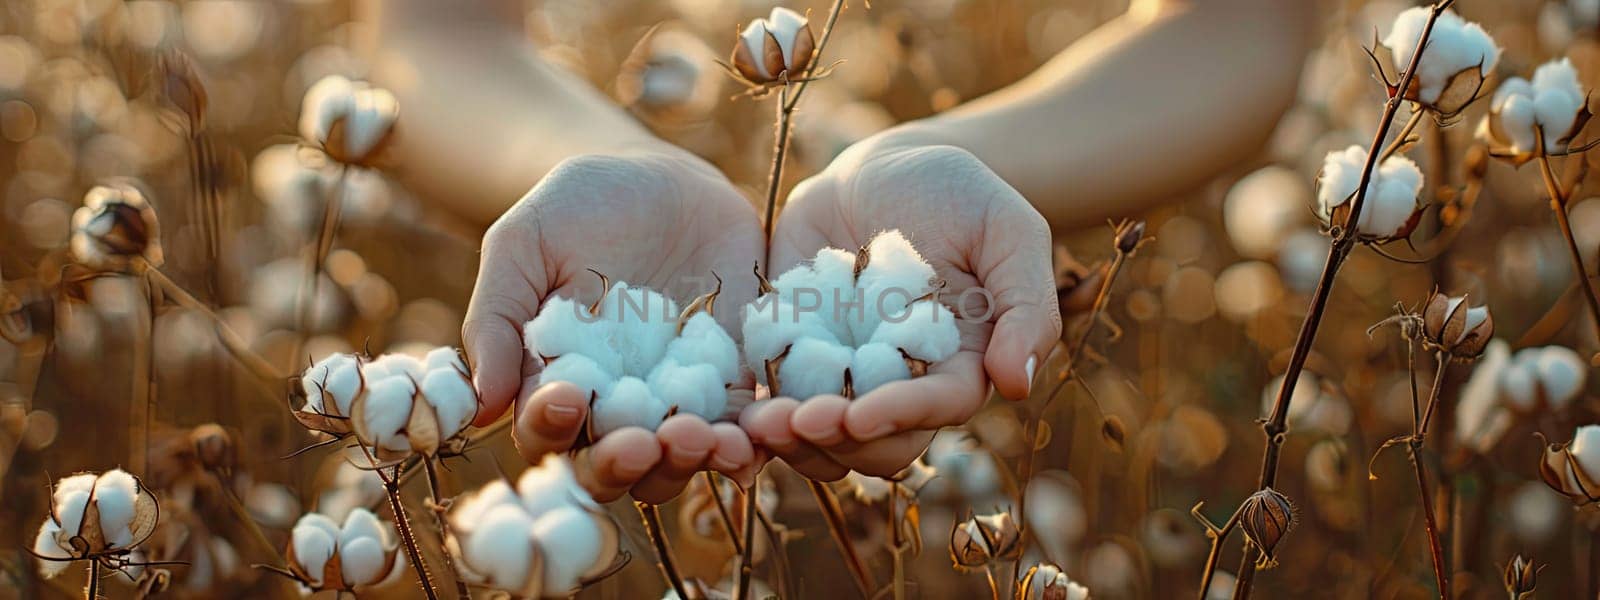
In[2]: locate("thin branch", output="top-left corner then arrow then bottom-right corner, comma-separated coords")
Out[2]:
807,479 -> 875,598
1536,149 -> 1600,347
423,458 -> 471,600
637,502 -> 692,600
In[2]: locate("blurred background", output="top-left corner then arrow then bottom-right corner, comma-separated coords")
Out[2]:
4,0 -> 1600,598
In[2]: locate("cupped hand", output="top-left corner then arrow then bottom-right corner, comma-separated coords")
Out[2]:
464,151 -> 764,503
743,142 -> 1061,480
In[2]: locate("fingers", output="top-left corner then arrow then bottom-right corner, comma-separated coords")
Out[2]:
572,427 -> 659,502
511,382 -> 590,464
817,430 -> 938,479
842,351 -> 987,442
740,398 -> 850,481
973,193 -> 1060,400
464,224 -> 546,426
631,415 -> 717,503
709,423 -> 759,487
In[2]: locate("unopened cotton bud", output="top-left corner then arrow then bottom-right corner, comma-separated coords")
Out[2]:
1505,554 -> 1540,598
949,511 -> 1021,568
1316,145 -> 1424,241
524,296 -> 624,375
299,75 -> 399,166
590,376 -> 669,437
1540,424 -> 1600,504
1238,487 -> 1297,568
731,7 -> 815,85
850,342 -> 911,396
647,358 -> 728,420
540,353 -> 618,401
71,182 -> 164,272
1383,7 -> 1500,116
776,337 -> 854,399
189,423 -> 235,472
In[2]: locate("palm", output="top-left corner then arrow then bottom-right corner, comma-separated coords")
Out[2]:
747,144 -> 1059,479
465,152 -> 764,502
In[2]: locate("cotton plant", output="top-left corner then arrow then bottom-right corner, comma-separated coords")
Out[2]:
742,229 -> 960,400
292,347 -> 478,461
444,455 -> 622,598
1480,58 -> 1594,163
71,181 -> 164,273
32,470 -> 160,579
1539,424 -> 1600,505
1497,344 -> 1587,414
524,274 -> 740,437
299,75 -> 399,167
285,508 -> 405,593
726,7 -> 815,89
1315,145 -> 1426,243
1380,6 -> 1500,118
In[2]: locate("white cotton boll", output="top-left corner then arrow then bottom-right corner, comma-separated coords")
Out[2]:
362,377 -> 416,452
1456,339 -> 1511,451
851,343 -> 911,396
342,87 -> 398,160
665,312 -> 741,384
737,20 -> 774,80
53,490 -> 90,538
1316,145 -> 1422,239
647,359 -> 728,420
299,75 -> 355,145
34,520 -> 69,578
368,353 -> 425,381
465,504 -> 536,591
777,337 -> 854,399
339,509 -> 385,551
1536,345 -> 1587,407
424,346 -> 466,374
291,515 -> 339,586
1500,93 -> 1540,153
421,368 -> 476,440
867,301 -> 961,363
811,247 -> 863,342
742,300 -> 841,384
1499,362 -> 1538,411
524,296 -> 623,375
853,231 -> 939,342
92,470 -> 140,548
539,354 -> 618,401
338,509 -> 388,586
531,506 -> 605,593
599,282 -> 680,376
450,480 -> 520,536
1572,425 -> 1600,483
589,377 -> 668,437
519,454 -> 595,516
1383,8 -> 1499,104
765,7 -> 809,68
1494,59 -> 1589,153
303,353 -> 363,416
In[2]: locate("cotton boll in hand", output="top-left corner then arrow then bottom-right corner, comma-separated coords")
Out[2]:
598,281 -> 680,376
524,296 -> 623,376
852,230 -> 939,343
777,337 -> 854,399
540,354 -> 618,401
741,299 -> 840,385
647,359 -> 728,420
851,342 -> 912,396
867,300 -> 960,364
589,377 -> 669,437
664,312 -> 740,385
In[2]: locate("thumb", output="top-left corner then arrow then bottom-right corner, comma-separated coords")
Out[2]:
974,195 -> 1060,401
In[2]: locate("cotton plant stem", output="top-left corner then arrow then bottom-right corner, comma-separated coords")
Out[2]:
382,464 -> 439,600
1536,153 -> 1600,346
1196,511 -> 1241,600
807,479 -> 876,598
291,166 -> 347,364
758,0 -> 849,249
1230,3 -> 1453,594
983,566 -> 1000,600
422,458 -> 471,600
733,479 -> 761,600
1380,109 -> 1426,162
703,472 -> 744,555
888,482 -> 906,600
1402,350 -> 1452,600
85,560 -> 99,600
637,502 -> 691,600
144,267 -> 283,384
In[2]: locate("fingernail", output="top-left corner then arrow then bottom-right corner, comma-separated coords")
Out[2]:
545,403 -> 582,428
1025,355 -> 1038,395
671,445 -> 708,465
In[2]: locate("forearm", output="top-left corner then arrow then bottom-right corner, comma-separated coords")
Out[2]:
359,0 -> 682,225
871,0 -> 1312,229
